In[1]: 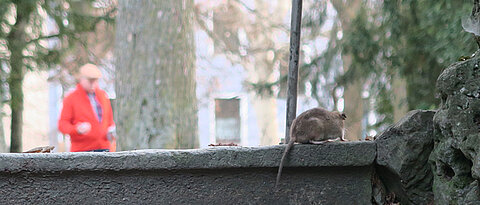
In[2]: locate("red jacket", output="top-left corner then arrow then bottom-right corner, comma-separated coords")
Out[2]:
58,84 -> 115,152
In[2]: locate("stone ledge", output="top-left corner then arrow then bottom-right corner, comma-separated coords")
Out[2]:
0,141 -> 375,173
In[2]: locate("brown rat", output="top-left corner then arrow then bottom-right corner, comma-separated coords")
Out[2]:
275,107 -> 346,188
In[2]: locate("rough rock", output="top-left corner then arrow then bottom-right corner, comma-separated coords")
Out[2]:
375,110 -> 436,204
430,56 -> 480,204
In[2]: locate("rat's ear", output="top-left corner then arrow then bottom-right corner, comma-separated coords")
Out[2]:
340,113 -> 347,120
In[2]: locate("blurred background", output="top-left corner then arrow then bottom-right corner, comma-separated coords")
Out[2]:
0,0 -> 476,152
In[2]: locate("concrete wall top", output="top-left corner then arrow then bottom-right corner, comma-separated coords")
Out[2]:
0,141 -> 375,173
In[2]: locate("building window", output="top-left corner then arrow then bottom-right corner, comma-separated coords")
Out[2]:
210,95 -> 248,145
215,98 -> 240,144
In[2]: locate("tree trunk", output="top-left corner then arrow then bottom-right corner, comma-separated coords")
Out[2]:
8,70 -> 24,153
343,85 -> 363,140
115,0 -> 198,150
0,127 -> 5,153
6,2 -> 30,152
243,0 -> 287,145
341,55 -> 363,140
245,57 -> 280,145
331,0 -> 363,140
0,61 -> 5,153
0,103 -> 6,152
244,28 -> 280,145
392,74 -> 408,122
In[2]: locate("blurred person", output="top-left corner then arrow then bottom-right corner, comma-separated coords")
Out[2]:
58,64 -> 116,152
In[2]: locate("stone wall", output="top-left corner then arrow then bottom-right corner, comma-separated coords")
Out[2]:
0,142 -> 375,204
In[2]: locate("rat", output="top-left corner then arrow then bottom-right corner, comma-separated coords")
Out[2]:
275,107 -> 347,188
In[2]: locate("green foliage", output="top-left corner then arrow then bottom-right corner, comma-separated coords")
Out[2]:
372,86 -> 394,129
304,0 -> 477,128
0,0 -> 115,70
377,0 -> 476,110
302,0 -> 328,39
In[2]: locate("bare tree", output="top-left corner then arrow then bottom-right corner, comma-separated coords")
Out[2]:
196,0 -> 289,145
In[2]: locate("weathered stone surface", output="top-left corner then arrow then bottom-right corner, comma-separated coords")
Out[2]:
430,56 -> 480,204
0,142 -> 375,204
375,110 -> 436,204
0,142 -> 375,172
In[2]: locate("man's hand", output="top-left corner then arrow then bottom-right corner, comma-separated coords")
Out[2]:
107,133 -> 115,141
76,122 -> 91,135
107,126 -> 116,141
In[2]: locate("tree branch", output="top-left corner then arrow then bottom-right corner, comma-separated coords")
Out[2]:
28,33 -> 61,44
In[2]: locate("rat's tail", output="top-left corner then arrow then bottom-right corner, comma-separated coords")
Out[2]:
275,120 -> 297,189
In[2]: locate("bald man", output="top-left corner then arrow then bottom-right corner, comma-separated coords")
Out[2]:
58,64 -> 115,152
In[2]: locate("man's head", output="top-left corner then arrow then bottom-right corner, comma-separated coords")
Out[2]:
78,64 -> 102,93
